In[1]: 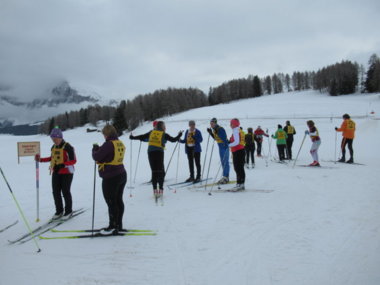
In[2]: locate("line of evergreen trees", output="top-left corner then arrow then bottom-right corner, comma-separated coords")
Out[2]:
39,54 -> 380,135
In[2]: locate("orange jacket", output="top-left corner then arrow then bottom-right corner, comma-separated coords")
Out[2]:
337,119 -> 355,139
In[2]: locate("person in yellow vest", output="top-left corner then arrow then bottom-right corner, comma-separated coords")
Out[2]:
207,118 -> 230,184
92,125 -> 127,235
35,126 -> 77,220
283,120 -> 296,160
335,114 -> 356,163
271,124 -> 288,161
179,120 -> 203,183
130,121 -> 182,198
229,118 -> 246,191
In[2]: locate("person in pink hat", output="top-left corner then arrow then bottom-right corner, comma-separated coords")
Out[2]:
228,118 -> 246,191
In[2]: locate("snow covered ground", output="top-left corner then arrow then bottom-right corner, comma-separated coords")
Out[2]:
1,90 -> 379,285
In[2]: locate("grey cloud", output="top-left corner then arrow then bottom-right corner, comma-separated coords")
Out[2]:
0,0 -> 379,100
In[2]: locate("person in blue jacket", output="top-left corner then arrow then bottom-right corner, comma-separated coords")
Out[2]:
207,118 -> 230,184
180,120 -> 203,183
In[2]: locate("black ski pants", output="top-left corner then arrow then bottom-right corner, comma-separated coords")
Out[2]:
102,172 -> 127,230
148,150 -> 165,190
341,138 -> 354,159
186,147 -> 201,179
256,140 -> 263,156
232,149 -> 246,184
245,145 -> 255,164
286,136 -> 294,159
277,144 -> 286,161
52,173 -> 73,215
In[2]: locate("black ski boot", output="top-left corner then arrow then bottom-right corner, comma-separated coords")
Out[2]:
193,176 -> 201,183
185,177 -> 194,182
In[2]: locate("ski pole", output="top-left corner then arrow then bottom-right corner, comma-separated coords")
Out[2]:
173,143 -> 181,193
204,140 -> 215,192
133,141 -> 142,184
267,129 -> 273,160
334,131 -> 337,164
292,133 -> 307,168
201,134 -> 210,181
208,146 -> 229,195
91,161 -> 96,237
0,167 -> 41,252
165,141 -> 179,175
175,143 -> 181,183
127,139 -> 134,190
36,159 -> 40,222
338,137 -> 345,162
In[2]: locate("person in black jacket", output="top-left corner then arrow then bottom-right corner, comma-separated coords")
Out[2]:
130,121 -> 182,198
283,120 -> 296,160
244,127 -> 255,168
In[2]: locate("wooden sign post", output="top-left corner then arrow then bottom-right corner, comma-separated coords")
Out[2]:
17,141 -> 40,163
17,141 -> 41,222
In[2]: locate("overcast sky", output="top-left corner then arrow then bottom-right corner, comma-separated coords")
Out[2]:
1,0 -> 379,100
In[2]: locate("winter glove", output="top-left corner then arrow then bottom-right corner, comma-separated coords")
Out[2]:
305,130 -> 309,135
176,131 -> 184,141
129,134 -> 135,140
34,154 -> 40,162
207,128 -> 213,135
53,164 -> 65,172
334,127 -> 338,130
92,143 -> 99,151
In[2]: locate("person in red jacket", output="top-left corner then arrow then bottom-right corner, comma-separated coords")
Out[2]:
254,126 -> 269,157
35,127 -> 77,220
229,118 -> 246,191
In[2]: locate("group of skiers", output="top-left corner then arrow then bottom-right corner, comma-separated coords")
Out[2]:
34,114 -> 356,235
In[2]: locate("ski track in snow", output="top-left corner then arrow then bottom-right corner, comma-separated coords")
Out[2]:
1,91 -> 380,285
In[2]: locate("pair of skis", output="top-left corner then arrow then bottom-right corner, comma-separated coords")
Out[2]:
8,209 -> 86,244
189,181 -> 273,193
167,177 -> 212,190
192,180 -> 237,189
40,228 -> 156,240
323,160 -> 365,166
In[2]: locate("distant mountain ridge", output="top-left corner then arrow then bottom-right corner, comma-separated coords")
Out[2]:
0,81 -> 102,134
0,81 -> 99,109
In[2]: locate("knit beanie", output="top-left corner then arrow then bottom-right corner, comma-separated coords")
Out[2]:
230,118 -> 240,128
50,126 -> 63,138
210,118 -> 217,124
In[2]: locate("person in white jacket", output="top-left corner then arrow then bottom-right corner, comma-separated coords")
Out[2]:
305,120 -> 321,166
228,118 -> 246,190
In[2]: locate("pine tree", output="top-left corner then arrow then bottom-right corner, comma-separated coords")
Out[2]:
252,76 -> 262,97
365,54 -> 380,93
112,100 -> 127,135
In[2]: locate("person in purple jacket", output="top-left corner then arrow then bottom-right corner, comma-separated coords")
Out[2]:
92,124 -> 127,235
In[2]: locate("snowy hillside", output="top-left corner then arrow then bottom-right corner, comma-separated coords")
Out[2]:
0,90 -> 379,285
